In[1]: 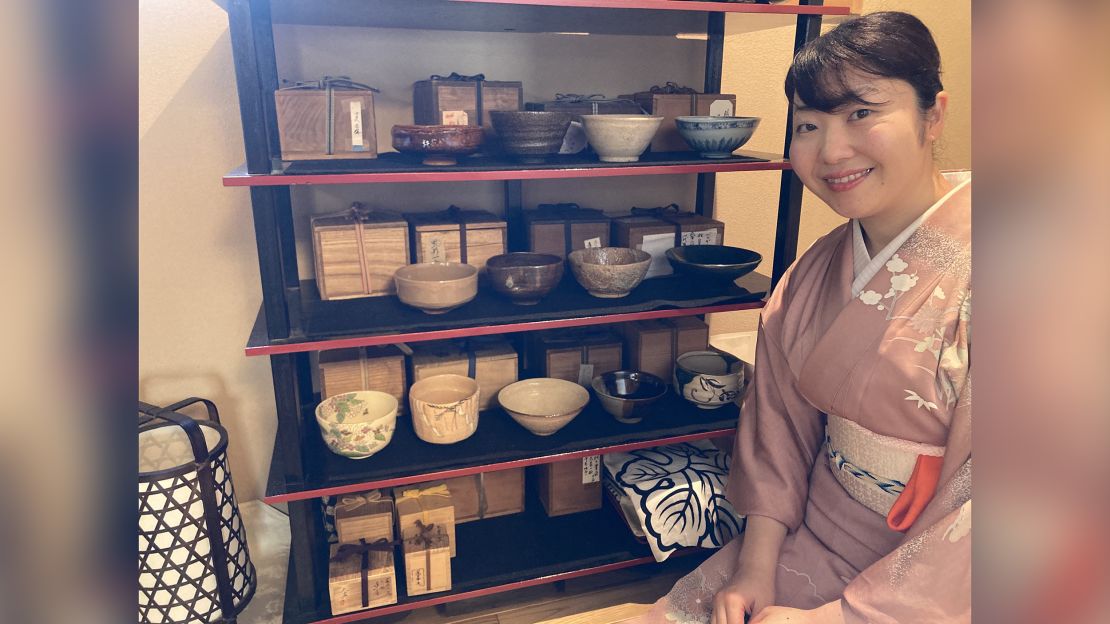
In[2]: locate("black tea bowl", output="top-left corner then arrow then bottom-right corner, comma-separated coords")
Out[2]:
591,370 -> 668,424
665,245 -> 762,285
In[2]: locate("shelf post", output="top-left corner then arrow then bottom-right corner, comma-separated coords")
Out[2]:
695,11 -> 726,218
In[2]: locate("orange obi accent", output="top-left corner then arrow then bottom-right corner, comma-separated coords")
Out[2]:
886,454 -> 944,532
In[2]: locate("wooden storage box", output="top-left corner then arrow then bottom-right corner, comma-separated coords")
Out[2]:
524,203 -> 611,259
443,468 -> 526,523
402,524 -> 452,596
311,204 -> 409,300
525,95 -> 643,119
414,75 -> 523,128
405,207 -> 507,272
612,207 -> 725,279
620,88 -> 737,152
410,338 -> 518,411
393,482 -> 457,557
528,327 -> 623,386
328,541 -> 397,614
334,490 -> 394,545
318,345 -> 407,413
623,317 -> 710,382
534,457 -> 602,517
275,78 -> 378,160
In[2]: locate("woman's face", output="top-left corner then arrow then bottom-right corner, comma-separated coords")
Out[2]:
789,73 -> 946,221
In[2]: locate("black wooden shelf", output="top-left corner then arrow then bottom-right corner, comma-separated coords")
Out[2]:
266,390 -> 738,503
280,485 -> 716,623
246,272 -> 769,355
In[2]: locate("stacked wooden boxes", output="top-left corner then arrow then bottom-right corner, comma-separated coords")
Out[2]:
410,338 -> 518,411
523,203 -> 611,259
528,327 -> 623,386
533,456 -> 602,517
311,203 -> 410,300
413,74 -> 523,129
328,490 -> 398,614
405,207 -> 507,272
393,482 -> 455,596
619,85 -> 736,152
612,205 -> 725,278
443,469 -> 526,523
623,317 -> 710,382
318,346 -> 407,412
275,76 -> 378,160
525,94 -> 643,119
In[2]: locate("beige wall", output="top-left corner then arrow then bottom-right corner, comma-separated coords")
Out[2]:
139,1 -> 969,501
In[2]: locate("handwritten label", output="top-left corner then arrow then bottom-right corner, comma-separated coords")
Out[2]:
681,229 -> 719,246
577,363 -> 594,388
370,577 -> 393,600
350,101 -> 366,150
582,455 -> 600,484
441,110 -> 469,125
583,237 -> 602,249
428,235 -> 445,263
410,568 -> 425,591
639,233 -> 676,278
709,99 -> 734,117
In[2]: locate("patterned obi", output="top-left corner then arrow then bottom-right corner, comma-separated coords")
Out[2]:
825,414 -> 945,517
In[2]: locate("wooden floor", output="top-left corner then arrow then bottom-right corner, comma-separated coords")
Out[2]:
403,558 -> 698,624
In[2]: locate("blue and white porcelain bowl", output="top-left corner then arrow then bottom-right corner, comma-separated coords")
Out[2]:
674,350 -> 747,410
675,116 -> 761,159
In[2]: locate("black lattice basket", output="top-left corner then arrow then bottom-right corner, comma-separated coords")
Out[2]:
138,398 -> 257,623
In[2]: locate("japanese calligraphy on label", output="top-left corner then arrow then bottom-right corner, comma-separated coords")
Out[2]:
441,110 -> 469,126
584,237 -> 602,249
428,235 -> 446,263
680,229 -> 719,246
709,99 -> 734,117
350,101 -> 366,150
581,455 -> 600,484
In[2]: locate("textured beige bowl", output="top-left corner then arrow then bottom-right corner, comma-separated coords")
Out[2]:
409,374 -> 481,444
568,247 -> 652,298
394,262 -> 479,314
498,378 -> 589,436
581,115 -> 664,162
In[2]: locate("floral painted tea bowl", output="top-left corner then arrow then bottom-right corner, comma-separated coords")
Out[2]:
315,391 -> 398,459
674,350 -> 746,410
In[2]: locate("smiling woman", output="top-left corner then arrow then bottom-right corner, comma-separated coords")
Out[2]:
632,11 -> 971,624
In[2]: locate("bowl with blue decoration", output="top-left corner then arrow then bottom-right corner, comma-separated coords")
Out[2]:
675,116 -> 761,159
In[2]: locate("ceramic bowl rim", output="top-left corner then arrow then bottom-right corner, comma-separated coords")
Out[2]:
409,373 -> 480,407
394,262 -> 479,284
591,370 -> 668,402
580,114 -> 664,123
675,115 -> 761,124
315,391 -> 399,426
568,247 -> 651,267
498,378 -> 589,418
666,245 -> 763,269
391,124 -> 485,135
675,350 -> 744,376
486,252 -> 564,271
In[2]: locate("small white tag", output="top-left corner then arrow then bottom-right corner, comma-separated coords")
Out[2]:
709,99 -> 734,117
639,233 -> 676,278
428,235 -> 446,263
349,101 -> 366,150
680,229 -> 719,246
581,456 -> 600,484
577,363 -> 594,387
583,237 -> 602,249
441,110 -> 469,125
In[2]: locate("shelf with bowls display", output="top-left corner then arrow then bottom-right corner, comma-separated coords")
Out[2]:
244,271 -> 769,356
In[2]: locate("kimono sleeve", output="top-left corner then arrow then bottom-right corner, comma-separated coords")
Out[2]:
726,313 -> 825,532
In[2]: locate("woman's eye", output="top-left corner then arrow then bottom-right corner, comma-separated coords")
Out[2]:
850,109 -> 872,120
796,122 -> 817,134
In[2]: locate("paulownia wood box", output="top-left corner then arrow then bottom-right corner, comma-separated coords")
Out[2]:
328,542 -> 397,614
410,338 -> 518,412
334,490 -> 394,545
275,80 -> 378,160
528,327 -> 623,386
405,207 -> 507,272
619,90 -> 737,152
413,76 -> 523,128
393,482 -> 457,557
318,346 -> 407,413
623,317 -> 710,382
525,96 -> 643,119
523,203 -> 611,259
443,468 -> 525,523
533,457 -> 602,517
612,208 -> 725,278
311,204 -> 409,300
402,524 -> 452,596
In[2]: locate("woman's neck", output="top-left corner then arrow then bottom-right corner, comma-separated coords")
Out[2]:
859,169 -> 952,256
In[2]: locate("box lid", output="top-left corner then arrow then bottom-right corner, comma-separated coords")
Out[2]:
319,345 -> 406,365
627,204 -> 723,229
536,327 -> 622,351
411,338 -> 517,369
395,482 -> 454,517
329,541 -> 394,581
334,490 -> 394,521
278,76 -> 380,94
405,206 -> 506,232
523,203 -> 610,225
313,203 -> 407,230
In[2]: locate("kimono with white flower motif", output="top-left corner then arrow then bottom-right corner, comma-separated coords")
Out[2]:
635,173 -> 971,623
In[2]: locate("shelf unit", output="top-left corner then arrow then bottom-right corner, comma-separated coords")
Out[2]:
223,1 -> 837,621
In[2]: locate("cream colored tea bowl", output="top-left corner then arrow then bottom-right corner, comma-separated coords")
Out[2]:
581,115 -> 664,163
497,378 -> 589,436
315,391 -> 398,459
394,262 -> 479,314
409,374 -> 481,444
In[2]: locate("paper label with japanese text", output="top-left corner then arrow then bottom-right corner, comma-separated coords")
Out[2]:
680,229 -> 719,246
638,232 -> 676,278
441,110 -> 469,125
350,101 -> 366,150
582,456 -> 600,484
428,235 -> 446,263
709,99 -> 734,117
577,363 -> 594,387
584,237 -> 602,249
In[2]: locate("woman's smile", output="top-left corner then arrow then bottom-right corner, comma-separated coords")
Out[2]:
823,167 -> 874,192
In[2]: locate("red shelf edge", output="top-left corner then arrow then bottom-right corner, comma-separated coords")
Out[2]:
450,0 -> 851,16
263,426 -> 734,504
245,300 -> 765,356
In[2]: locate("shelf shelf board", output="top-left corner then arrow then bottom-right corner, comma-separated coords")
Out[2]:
265,391 -> 738,503
246,272 -> 768,356
281,487 -> 716,623
452,0 -> 847,15
223,151 -> 788,187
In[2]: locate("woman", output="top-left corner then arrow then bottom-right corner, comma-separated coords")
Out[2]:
635,12 -> 970,624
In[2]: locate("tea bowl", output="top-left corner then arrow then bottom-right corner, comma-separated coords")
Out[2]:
665,245 -> 763,284
567,247 -> 651,298
489,111 -> 574,163
391,124 -> 484,166
409,374 -> 481,444
580,115 -> 664,163
674,350 -> 747,410
315,391 -> 398,459
485,252 -> 564,305
498,378 -> 589,436
591,370 -> 668,424
674,116 -> 760,159
394,262 -> 478,314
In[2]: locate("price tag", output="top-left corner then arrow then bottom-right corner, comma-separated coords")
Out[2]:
350,102 -> 366,150
709,99 -> 734,117
584,237 -> 602,249
680,229 -> 719,246
639,233 -> 676,278
577,363 -> 594,387
581,456 -> 600,484
441,110 -> 469,125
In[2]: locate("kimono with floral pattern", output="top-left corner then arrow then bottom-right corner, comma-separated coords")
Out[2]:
635,174 -> 971,623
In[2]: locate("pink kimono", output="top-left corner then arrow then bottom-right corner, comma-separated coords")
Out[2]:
637,174 -> 971,623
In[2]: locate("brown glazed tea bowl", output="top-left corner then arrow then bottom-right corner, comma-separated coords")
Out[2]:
497,378 -> 589,436
394,262 -> 479,314
489,111 -> 574,163
391,124 -> 484,166
567,247 -> 651,298
591,370 -> 668,424
485,252 -> 564,305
